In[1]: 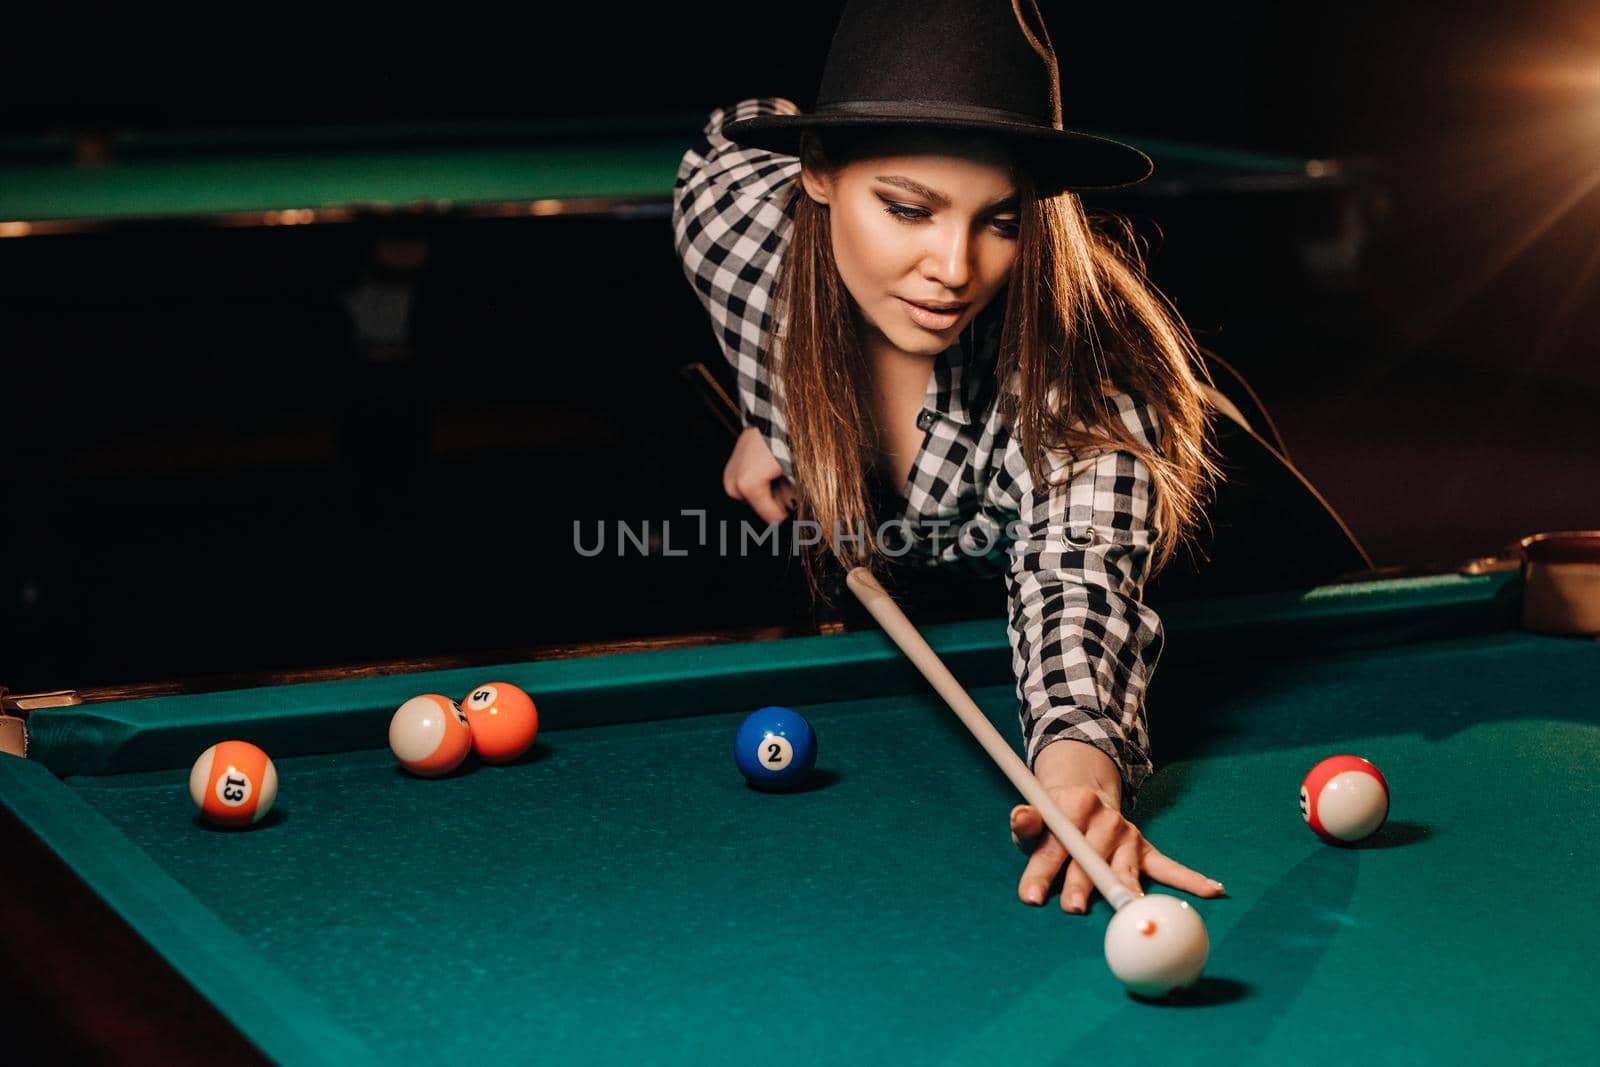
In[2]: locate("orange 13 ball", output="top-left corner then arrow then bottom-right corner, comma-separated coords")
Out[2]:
189,740 -> 278,829
460,682 -> 538,763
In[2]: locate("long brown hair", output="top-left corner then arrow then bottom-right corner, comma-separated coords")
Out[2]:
769,127 -> 1223,605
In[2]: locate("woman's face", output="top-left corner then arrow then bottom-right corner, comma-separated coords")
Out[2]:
799,130 -> 1021,358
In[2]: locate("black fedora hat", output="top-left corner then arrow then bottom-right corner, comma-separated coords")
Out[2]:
721,0 -> 1153,192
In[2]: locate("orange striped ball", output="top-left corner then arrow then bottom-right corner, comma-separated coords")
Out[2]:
389,694 -> 473,777
189,741 -> 278,829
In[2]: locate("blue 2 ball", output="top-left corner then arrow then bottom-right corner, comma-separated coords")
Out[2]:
734,706 -> 817,792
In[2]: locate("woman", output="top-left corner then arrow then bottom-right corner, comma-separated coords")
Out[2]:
672,0 -> 1227,913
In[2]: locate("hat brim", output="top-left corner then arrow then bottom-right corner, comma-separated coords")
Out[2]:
720,113 -> 1153,191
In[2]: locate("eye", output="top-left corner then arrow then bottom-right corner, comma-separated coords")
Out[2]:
882,201 -> 1018,239
882,201 -> 929,223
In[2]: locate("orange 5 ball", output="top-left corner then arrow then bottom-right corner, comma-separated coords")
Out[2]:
461,681 -> 538,763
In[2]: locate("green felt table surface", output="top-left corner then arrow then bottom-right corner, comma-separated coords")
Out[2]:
3,570 -> 1597,1064
0,116 -> 1335,224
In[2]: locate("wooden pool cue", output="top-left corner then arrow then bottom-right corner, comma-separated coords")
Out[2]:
844,565 -> 1137,911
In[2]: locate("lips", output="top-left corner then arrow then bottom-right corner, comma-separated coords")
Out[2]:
903,298 -> 968,313
899,296 -> 968,330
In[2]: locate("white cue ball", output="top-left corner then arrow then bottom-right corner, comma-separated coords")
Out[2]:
1103,894 -> 1209,996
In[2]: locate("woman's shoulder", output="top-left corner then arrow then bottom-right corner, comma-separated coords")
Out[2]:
999,370 -> 1164,455
1103,387 -> 1164,453
673,96 -> 805,210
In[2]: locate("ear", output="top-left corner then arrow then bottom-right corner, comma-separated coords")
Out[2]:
797,135 -> 834,206
799,166 -> 833,206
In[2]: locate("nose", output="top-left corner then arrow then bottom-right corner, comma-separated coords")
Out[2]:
921,222 -> 973,292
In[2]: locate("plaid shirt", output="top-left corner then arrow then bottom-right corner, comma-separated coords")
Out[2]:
671,96 -> 1167,806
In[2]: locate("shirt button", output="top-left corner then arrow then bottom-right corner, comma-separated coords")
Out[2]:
916,409 -> 937,430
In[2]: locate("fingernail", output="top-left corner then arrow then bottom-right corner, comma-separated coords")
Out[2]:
1208,879 -> 1226,893
1024,885 -> 1044,905
1068,892 -> 1086,913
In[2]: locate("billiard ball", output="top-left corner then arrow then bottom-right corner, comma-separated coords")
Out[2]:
1300,754 -> 1389,843
460,682 -> 538,764
189,740 -> 278,829
1103,894 -> 1210,997
733,706 -> 817,792
389,694 -> 473,777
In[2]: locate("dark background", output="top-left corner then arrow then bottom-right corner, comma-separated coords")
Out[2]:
3,1 -> 1597,689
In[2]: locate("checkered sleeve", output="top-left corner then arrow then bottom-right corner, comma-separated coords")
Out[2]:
671,96 -> 804,479
998,389 -> 1166,809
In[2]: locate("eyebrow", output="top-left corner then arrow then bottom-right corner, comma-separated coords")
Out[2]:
874,175 -> 1019,212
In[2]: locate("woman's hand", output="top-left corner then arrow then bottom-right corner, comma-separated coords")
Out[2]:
1009,739 -> 1226,913
724,426 -> 797,525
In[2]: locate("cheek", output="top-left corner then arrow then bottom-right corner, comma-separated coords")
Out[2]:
984,243 -> 1020,286
831,208 -> 904,288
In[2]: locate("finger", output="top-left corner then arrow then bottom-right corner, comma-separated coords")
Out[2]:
736,475 -> 789,526
1060,859 -> 1094,914
1017,832 -> 1068,907
1061,812 -> 1121,913
1142,844 -> 1227,898
1109,842 -> 1146,900
773,477 -> 798,514
1009,804 -> 1044,853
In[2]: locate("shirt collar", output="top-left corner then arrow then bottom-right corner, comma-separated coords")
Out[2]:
921,292 -> 1002,427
